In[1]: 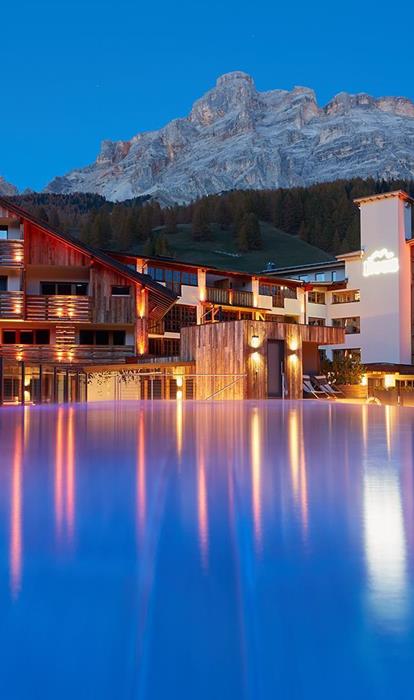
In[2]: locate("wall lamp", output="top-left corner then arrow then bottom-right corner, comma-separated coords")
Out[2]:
251,334 -> 260,349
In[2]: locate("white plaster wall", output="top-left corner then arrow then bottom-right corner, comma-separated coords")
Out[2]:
324,196 -> 412,364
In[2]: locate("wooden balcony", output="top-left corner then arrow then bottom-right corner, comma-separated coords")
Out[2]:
205,287 -> 254,308
232,290 -> 254,307
0,344 -> 135,364
0,240 -> 24,267
206,287 -> 230,304
0,291 -> 24,319
26,295 -> 92,322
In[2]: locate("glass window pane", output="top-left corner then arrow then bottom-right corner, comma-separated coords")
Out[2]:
57,283 -> 72,295
75,283 -> 88,296
41,282 -> 55,295
3,330 -> 17,344
96,330 -> 109,345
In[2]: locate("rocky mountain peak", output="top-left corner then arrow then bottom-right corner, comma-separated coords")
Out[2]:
45,73 -> 414,204
0,176 -> 18,197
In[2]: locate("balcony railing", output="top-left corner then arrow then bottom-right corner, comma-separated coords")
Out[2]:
232,290 -> 254,307
0,291 -> 24,319
205,287 -> 254,308
205,287 -> 230,305
0,344 -> 135,363
26,295 -> 92,322
0,240 -> 24,267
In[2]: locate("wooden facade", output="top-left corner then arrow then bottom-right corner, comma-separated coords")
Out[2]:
181,320 -> 344,400
0,197 -> 176,403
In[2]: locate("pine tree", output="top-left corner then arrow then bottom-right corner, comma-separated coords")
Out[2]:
215,198 -> 232,230
191,202 -> 211,241
154,234 -> 172,257
246,212 -> 262,250
236,221 -> 249,252
164,207 -> 178,234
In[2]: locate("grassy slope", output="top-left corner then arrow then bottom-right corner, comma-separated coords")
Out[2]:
134,222 -> 334,273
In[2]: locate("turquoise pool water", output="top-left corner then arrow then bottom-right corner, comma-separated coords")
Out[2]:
0,400 -> 414,698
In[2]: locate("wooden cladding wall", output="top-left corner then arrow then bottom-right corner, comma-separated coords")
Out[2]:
90,266 -> 136,324
181,320 -> 344,400
26,224 -> 89,267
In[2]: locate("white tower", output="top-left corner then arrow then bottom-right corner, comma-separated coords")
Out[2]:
354,191 -> 413,364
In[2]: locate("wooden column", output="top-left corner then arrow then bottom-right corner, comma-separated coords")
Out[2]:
135,287 -> 148,356
283,324 -> 303,399
197,269 -> 206,324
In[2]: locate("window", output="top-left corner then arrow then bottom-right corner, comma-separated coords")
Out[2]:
164,304 -> 197,332
315,273 -> 325,282
3,330 -> 16,344
332,271 -> 337,282
0,276 -> 7,291
111,285 -> 130,296
41,282 -> 88,296
146,266 -> 197,292
332,317 -> 360,334
1,329 -> 50,344
308,317 -> 325,327
332,290 -> 360,304
0,226 -> 8,240
79,329 -> 126,346
308,291 -> 325,304
148,337 -> 180,357
95,330 -> 110,345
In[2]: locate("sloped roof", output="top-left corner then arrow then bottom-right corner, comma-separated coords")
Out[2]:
0,196 -> 177,319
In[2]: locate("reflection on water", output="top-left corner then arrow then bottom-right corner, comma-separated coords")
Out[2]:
250,407 -> 262,552
0,400 -> 414,699
10,418 -> 23,599
54,406 -> 76,544
363,405 -> 409,631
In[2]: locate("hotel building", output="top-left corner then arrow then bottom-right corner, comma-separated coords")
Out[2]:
2,189 -> 413,404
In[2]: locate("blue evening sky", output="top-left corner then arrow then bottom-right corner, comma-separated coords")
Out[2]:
2,0 -> 411,191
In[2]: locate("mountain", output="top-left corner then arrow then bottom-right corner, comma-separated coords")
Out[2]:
0,176 -> 18,196
46,71 -> 414,204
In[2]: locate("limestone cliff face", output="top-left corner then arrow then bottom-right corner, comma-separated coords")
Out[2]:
0,176 -> 18,196
46,72 -> 414,204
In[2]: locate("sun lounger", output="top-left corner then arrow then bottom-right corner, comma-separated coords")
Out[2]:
303,375 -> 327,399
312,375 -> 344,397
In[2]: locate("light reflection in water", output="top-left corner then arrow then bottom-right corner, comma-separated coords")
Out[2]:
10,417 -> 23,599
288,408 -> 308,535
197,449 -> 209,571
54,407 -> 76,543
137,409 -> 146,540
251,408 -> 262,553
363,407 -> 408,631
66,407 -> 75,539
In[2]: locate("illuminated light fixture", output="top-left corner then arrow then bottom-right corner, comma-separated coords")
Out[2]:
289,352 -> 298,364
363,248 -> 399,277
251,351 -> 261,364
360,374 -> 368,386
251,334 -> 260,349
176,375 -> 183,388
289,339 -> 299,352
176,390 -> 183,401
384,374 -> 396,389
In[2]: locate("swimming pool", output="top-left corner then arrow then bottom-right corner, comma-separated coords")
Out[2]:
0,400 -> 413,698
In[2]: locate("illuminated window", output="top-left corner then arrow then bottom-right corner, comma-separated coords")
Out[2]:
332,290 -> 360,304
0,226 -> 8,240
308,291 -> 325,304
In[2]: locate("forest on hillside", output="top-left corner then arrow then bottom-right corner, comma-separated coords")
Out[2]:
10,178 -> 414,257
